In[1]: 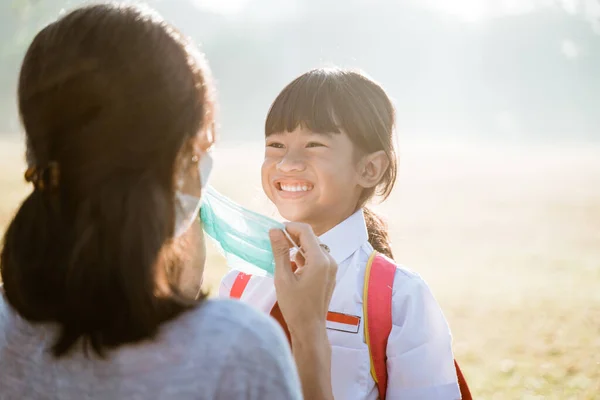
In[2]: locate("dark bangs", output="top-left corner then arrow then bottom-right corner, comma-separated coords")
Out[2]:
265,69 -> 344,137
265,68 -> 395,155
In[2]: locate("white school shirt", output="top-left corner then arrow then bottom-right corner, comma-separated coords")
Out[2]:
219,210 -> 461,400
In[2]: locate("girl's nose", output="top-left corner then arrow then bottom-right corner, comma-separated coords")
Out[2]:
276,152 -> 306,173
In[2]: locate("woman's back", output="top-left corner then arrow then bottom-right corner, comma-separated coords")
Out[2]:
0,294 -> 300,399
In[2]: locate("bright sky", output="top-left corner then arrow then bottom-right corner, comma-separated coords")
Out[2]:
420,0 -> 516,22
419,0 -> 597,23
192,0 -> 600,29
192,0 -> 249,14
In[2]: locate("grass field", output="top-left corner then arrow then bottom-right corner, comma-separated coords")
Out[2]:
1,137 -> 599,399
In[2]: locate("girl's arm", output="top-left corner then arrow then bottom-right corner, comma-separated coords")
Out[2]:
386,275 -> 462,399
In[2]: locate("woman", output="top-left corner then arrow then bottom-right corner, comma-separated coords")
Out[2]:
0,4 -> 335,399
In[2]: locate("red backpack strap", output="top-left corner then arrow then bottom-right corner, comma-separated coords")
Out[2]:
230,272 -> 251,299
455,360 -> 472,399
363,251 -> 396,400
364,252 -> 472,400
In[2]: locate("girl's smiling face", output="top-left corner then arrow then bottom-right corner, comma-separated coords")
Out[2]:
262,68 -> 398,236
262,127 -> 363,235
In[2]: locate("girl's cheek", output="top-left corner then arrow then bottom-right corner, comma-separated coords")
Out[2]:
311,153 -> 340,170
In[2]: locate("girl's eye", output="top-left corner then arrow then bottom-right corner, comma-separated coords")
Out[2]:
267,142 -> 284,149
306,142 -> 326,148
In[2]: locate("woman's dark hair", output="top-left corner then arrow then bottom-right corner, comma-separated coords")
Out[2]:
0,4 -> 215,357
265,68 -> 397,258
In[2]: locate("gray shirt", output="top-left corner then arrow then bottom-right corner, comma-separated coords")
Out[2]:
0,293 -> 302,400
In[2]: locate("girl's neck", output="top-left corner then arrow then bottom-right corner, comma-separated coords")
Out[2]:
306,208 -> 361,237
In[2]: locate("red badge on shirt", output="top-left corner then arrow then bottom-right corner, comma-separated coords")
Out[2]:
326,311 -> 361,334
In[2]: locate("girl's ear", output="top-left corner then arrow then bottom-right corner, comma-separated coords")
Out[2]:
357,150 -> 389,189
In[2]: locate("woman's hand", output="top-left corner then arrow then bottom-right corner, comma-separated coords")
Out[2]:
269,222 -> 337,335
269,223 -> 336,400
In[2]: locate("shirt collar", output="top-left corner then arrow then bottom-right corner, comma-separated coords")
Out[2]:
318,209 -> 369,265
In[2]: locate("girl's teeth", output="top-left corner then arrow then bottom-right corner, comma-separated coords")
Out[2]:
281,184 -> 311,192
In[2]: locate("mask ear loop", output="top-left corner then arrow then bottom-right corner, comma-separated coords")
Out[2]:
199,151 -> 213,190
282,228 -> 306,258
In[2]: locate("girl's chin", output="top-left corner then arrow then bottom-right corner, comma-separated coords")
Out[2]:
277,207 -> 315,224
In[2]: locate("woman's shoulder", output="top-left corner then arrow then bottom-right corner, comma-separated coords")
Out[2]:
179,298 -> 280,339
168,298 -> 289,358
166,299 -> 298,389
170,299 -> 300,398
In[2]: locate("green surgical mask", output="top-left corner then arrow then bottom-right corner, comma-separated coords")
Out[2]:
200,186 -> 288,277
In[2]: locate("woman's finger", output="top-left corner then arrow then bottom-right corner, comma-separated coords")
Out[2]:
284,222 -> 327,258
293,249 -> 306,268
269,229 -> 295,284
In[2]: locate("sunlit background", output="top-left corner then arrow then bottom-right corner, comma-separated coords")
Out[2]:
1,0 -> 599,398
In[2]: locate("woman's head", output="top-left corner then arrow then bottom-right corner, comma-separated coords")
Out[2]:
1,4 -> 215,356
262,68 -> 397,238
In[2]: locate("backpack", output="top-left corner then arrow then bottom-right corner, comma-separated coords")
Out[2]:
229,251 -> 472,400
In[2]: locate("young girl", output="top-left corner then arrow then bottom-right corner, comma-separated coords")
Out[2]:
220,68 -> 466,399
